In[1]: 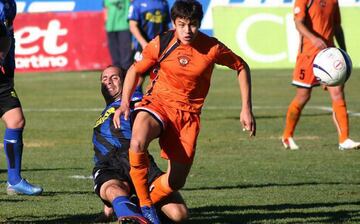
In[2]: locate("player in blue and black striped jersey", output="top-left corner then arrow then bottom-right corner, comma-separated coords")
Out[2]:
128,0 -> 170,56
92,65 -> 188,223
0,0 -> 42,196
128,0 -> 171,99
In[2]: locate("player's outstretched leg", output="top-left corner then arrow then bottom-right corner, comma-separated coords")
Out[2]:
118,216 -> 150,224
141,205 -> 161,224
113,196 -> 150,224
7,179 -> 43,196
4,128 -> 43,195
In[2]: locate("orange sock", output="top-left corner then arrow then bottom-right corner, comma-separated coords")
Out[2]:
283,99 -> 302,139
129,150 -> 152,207
332,99 -> 349,143
149,174 -> 174,204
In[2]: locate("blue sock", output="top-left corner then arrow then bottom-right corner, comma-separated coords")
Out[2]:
112,196 -> 143,218
131,85 -> 144,102
4,128 -> 23,185
135,85 -> 143,94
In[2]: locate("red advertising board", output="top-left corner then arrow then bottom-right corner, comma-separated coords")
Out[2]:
14,12 -> 112,73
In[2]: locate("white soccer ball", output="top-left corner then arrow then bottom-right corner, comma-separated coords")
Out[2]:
312,47 -> 352,86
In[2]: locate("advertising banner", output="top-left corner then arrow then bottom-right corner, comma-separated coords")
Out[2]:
213,7 -> 360,69
13,0 -> 359,72
14,12 -> 111,73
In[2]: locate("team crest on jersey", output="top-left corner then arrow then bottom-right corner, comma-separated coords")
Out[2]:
178,56 -> 190,66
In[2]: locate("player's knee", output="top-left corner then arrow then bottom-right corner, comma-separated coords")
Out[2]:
15,118 -> 25,128
100,180 -> 130,200
130,138 -> 146,152
5,116 -> 25,129
2,108 -> 26,129
168,205 -> 189,223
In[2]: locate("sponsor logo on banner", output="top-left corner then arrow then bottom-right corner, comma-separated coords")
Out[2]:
14,0 -> 360,72
14,12 -> 111,73
15,20 -> 68,70
213,7 -> 360,68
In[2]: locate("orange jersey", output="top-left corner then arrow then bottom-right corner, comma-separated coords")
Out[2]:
133,31 -> 245,113
294,0 -> 341,55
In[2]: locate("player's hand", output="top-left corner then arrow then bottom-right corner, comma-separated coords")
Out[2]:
240,109 -> 256,137
311,37 -> 327,50
113,102 -> 130,129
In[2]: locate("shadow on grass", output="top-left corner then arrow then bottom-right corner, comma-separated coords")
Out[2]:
2,202 -> 360,223
0,198 -> 26,203
188,202 -> 360,224
2,213 -> 99,224
40,191 -> 94,197
183,181 -> 360,191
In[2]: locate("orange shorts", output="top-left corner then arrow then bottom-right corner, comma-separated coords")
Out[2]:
292,53 -> 320,88
134,96 -> 200,164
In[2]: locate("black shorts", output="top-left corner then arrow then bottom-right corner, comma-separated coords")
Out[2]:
0,83 -> 21,117
93,149 -> 163,207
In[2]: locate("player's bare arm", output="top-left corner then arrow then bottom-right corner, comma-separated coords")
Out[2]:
294,18 -> 327,50
129,20 -> 148,49
113,65 -> 140,129
238,63 -> 256,137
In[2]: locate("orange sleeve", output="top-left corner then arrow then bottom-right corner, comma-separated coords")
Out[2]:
293,0 -> 308,21
214,41 -> 244,72
133,37 -> 160,74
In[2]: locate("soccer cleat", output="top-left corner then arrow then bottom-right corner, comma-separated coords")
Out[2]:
281,137 -> 299,150
141,206 -> 160,224
118,216 -> 150,224
7,179 -> 43,196
339,139 -> 360,150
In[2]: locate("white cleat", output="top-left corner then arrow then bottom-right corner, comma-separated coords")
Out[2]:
282,137 -> 299,150
339,139 -> 360,150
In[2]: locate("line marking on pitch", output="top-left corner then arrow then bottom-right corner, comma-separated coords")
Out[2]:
22,106 -> 360,116
69,175 -> 93,180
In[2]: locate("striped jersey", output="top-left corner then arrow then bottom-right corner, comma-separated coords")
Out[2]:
0,0 -> 16,79
92,99 -> 131,165
128,0 -> 170,51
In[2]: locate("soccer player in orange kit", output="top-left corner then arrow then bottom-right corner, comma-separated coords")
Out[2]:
113,0 -> 256,223
281,0 -> 360,150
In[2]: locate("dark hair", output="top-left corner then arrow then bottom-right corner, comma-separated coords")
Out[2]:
171,0 -> 203,26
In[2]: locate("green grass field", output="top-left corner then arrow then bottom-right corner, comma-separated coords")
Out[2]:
0,68 -> 360,223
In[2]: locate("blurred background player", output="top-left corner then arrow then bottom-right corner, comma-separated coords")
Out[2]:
128,0 -> 170,95
0,0 -> 42,195
282,0 -> 360,150
114,0 -> 256,223
103,0 -> 133,70
93,65 -> 188,223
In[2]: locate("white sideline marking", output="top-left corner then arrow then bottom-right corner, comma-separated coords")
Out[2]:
69,175 -> 93,180
22,106 -> 360,116
24,108 -> 103,112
